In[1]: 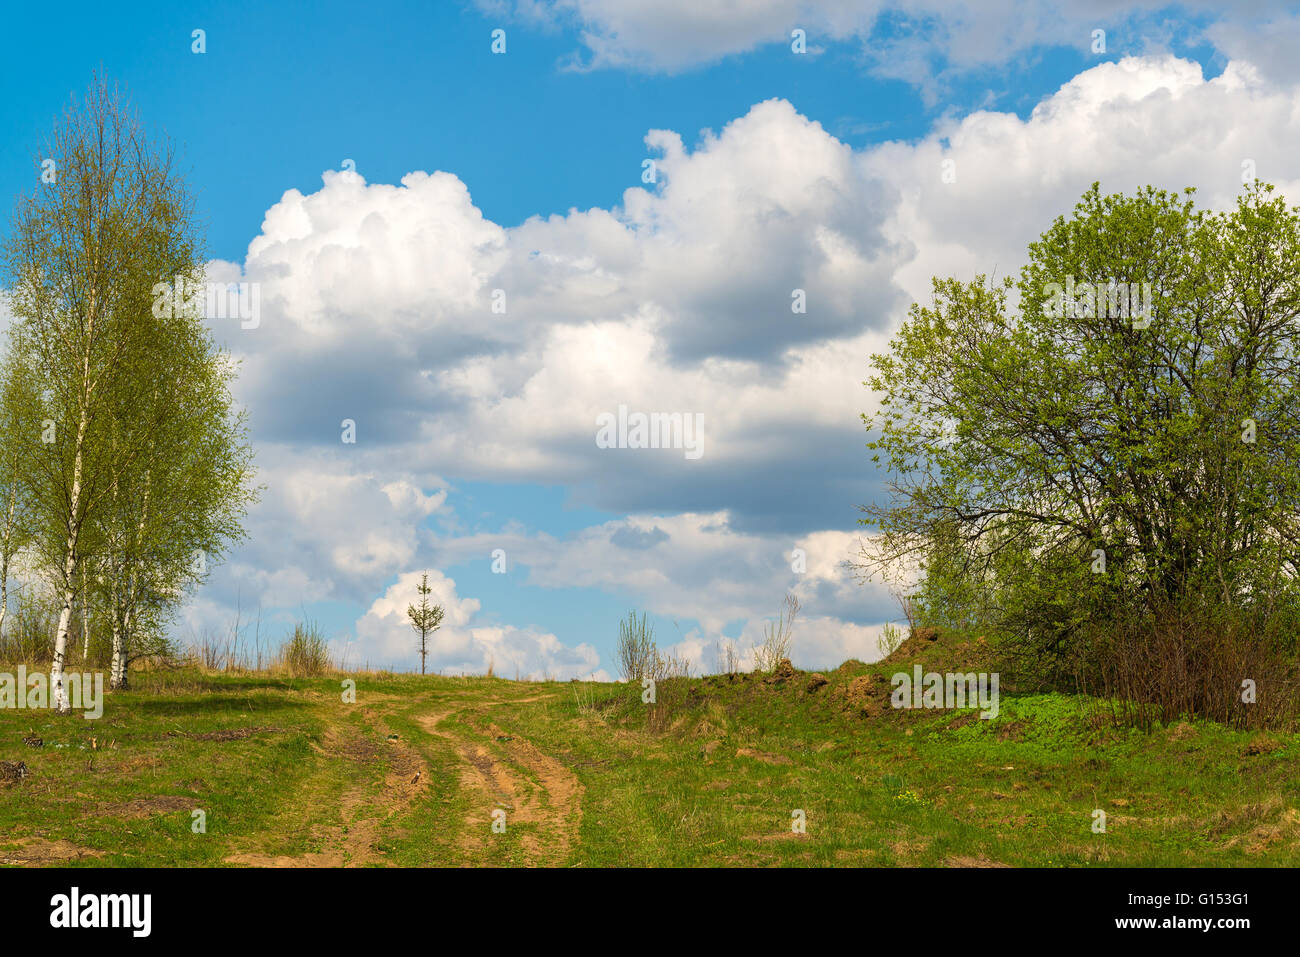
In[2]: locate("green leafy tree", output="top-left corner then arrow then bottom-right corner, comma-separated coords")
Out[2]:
3,76 -> 255,703
406,572 -> 445,676
90,326 -> 255,688
860,182 -> 1300,675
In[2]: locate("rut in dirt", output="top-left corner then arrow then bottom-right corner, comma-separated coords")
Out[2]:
417,693 -> 583,866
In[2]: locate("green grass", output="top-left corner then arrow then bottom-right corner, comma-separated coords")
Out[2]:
2,661 -> 1298,867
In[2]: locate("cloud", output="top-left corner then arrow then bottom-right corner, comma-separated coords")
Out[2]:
177,51 -> 1300,675
1205,13 -> 1300,85
432,513 -> 896,638
659,612 -> 891,673
484,1 -> 1300,90
860,55 -> 1300,308
217,58 -> 1300,547
195,448 -> 449,613
216,98 -> 906,535
355,570 -> 605,678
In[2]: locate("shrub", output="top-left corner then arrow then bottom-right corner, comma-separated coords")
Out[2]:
280,621 -> 331,677
1074,598 -> 1300,730
617,610 -> 657,682
877,622 -> 904,659
753,594 -> 799,673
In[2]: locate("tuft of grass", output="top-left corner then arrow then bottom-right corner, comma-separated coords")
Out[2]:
617,610 -> 657,682
753,594 -> 799,673
278,622 -> 331,677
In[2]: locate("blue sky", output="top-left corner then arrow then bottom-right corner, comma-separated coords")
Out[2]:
2,1 -> 1226,262
2,0 -> 1295,677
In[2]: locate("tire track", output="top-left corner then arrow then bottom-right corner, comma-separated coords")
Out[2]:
417,695 -> 583,866
225,704 -> 428,867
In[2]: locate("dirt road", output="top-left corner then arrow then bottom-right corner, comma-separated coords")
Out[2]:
224,687 -> 581,867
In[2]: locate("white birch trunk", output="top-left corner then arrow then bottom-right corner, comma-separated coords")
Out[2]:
50,554 -> 77,714
110,613 -> 127,689
50,410 -> 87,714
0,487 -> 14,642
81,566 -> 90,661
111,471 -> 150,692
108,568 -> 124,689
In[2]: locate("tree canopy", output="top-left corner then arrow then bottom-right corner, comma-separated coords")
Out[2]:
861,181 -> 1300,677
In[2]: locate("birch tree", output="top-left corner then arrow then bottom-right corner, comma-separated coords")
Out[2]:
2,77 -> 217,709
90,321 -> 254,689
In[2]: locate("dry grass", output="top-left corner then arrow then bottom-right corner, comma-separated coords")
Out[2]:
753,593 -> 799,673
277,622 -> 332,677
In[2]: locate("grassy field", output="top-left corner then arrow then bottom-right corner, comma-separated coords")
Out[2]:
2,634 -> 1298,867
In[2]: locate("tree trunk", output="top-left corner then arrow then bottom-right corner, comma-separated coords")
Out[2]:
110,607 -> 129,691
50,551 -> 78,713
110,473 -> 149,692
0,559 -> 8,646
50,411 -> 87,714
81,566 -> 90,662
108,561 -> 128,690
0,486 -> 13,643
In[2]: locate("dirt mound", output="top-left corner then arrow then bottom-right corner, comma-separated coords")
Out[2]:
766,658 -> 798,684
884,626 -> 942,664
883,626 -> 1000,675
1242,734 -> 1283,756
836,673 -> 890,717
